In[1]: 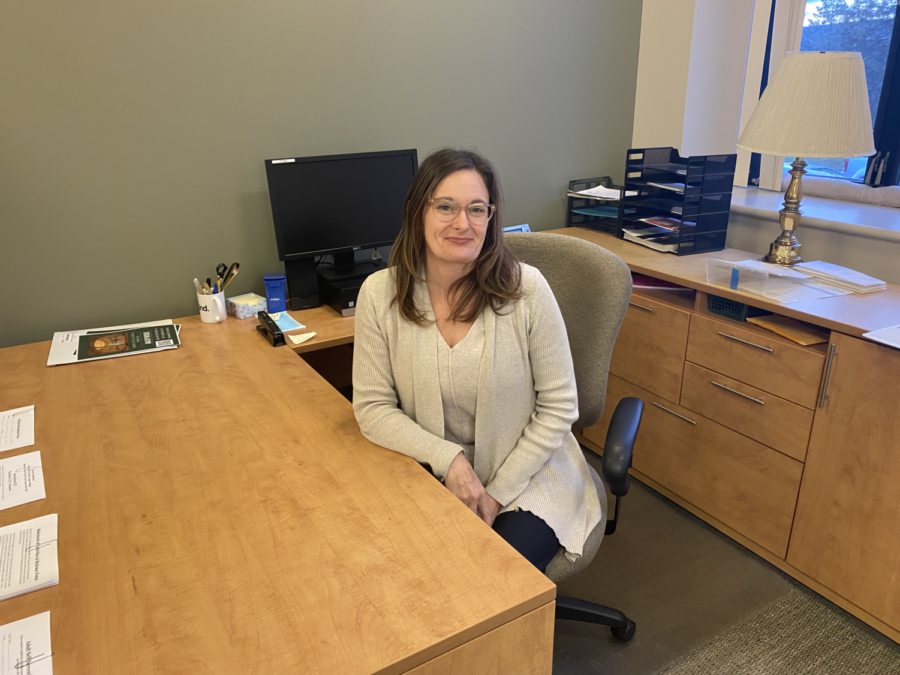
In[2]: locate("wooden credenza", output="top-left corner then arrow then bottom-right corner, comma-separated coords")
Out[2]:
551,228 -> 900,643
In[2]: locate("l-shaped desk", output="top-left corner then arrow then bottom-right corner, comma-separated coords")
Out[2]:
0,311 -> 555,674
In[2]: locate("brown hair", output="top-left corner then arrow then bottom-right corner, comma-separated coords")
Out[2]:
388,148 -> 522,325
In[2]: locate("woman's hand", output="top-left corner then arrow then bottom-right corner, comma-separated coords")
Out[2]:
477,493 -> 502,527
445,452 -> 487,517
444,453 -> 503,526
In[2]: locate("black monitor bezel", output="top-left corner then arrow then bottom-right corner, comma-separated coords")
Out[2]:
265,148 -> 418,262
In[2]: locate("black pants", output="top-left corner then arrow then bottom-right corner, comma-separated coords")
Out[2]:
492,510 -> 560,573
421,463 -> 559,572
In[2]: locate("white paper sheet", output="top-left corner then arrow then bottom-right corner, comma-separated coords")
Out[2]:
647,181 -> 685,194
0,612 -> 52,675
0,515 -> 59,601
568,185 -> 637,200
0,452 -> 45,511
801,280 -> 854,297
863,324 -> 900,350
796,261 -> 885,287
762,281 -> 835,304
0,407 -> 34,453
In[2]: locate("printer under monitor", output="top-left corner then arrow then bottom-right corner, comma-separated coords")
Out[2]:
317,261 -> 386,317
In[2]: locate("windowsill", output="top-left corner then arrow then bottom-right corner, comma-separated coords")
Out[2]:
731,186 -> 900,243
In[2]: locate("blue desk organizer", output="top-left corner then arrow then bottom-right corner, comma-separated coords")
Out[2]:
263,274 -> 288,313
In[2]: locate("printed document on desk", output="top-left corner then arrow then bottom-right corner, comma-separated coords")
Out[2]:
47,320 -> 181,366
0,452 -> 45,511
0,407 -> 34,453
0,612 -> 52,675
0,515 -> 58,601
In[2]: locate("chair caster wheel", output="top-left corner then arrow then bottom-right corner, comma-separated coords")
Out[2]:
611,619 -> 636,642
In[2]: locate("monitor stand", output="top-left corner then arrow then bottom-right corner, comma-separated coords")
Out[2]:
317,251 -> 386,282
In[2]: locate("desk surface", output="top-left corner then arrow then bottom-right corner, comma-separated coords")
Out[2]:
285,304 -> 355,353
548,228 -> 900,338
0,316 -> 554,674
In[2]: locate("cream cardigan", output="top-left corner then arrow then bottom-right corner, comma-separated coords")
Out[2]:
352,264 -> 602,559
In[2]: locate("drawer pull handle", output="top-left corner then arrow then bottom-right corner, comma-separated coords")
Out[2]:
652,402 -> 696,425
711,381 -> 765,405
717,332 -> 774,353
629,301 -> 654,313
818,343 -> 837,409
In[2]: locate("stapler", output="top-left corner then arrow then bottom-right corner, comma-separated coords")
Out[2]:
256,311 -> 286,347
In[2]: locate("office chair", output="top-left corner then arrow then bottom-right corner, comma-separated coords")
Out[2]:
505,232 -> 644,642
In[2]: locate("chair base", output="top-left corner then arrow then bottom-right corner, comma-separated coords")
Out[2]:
556,595 -> 636,642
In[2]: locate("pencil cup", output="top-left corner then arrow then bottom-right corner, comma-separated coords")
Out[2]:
198,291 -> 227,323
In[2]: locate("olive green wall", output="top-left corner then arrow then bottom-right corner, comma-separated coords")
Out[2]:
0,1 -> 641,348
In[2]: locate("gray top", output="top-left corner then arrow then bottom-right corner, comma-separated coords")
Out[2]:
437,313 -> 485,464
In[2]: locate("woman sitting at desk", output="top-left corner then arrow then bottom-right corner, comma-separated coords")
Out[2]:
352,148 -> 601,572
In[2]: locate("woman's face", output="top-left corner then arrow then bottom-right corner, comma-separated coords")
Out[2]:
422,169 -> 491,272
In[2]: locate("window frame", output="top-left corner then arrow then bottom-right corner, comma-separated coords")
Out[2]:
868,8 -> 900,186
746,0 -> 900,192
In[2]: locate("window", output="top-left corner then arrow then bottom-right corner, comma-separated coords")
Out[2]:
784,1 -> 900,185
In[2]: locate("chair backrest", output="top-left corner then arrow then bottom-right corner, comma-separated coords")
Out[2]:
505,232 -> 632,428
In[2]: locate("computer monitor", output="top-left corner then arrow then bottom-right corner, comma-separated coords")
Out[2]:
265,149 -> 418,268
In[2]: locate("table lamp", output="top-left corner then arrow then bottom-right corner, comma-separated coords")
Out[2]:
736,52 -> 875,265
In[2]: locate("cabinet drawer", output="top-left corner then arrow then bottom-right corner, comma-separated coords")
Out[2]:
609,294 -> 691,402
680,362 -> 814,462
686,315 -> 824,409
589,375 -> 803,558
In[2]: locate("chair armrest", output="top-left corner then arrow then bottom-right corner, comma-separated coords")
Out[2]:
601,397 -> 644,497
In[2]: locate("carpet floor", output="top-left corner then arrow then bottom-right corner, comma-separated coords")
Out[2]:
660,583 -> 900,675
552,451 -> 900,675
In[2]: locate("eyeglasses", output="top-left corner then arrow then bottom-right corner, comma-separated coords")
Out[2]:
429,198 -> 496,225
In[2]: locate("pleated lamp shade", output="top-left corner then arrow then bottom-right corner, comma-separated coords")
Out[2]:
737,51 -> 875,158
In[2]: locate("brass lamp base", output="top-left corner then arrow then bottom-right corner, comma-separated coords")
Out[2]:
762,157 -> 806,266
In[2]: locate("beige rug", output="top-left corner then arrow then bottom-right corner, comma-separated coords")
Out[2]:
660,584 -> 900,675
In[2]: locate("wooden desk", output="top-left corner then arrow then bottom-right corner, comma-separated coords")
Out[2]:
284,305 -> 355,354
549,227 -> 900,644
549,227 -> 900,337
0,316 -> 555,674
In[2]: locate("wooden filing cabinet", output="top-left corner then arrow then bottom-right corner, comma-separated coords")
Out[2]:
557,226 -> 900,643
585,373 -> 803,558
686,314 -> 825,409
679,362 -> 814,462
788,333 -> 900,632
609,295 -> 691,401
586,286 -> 823,557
